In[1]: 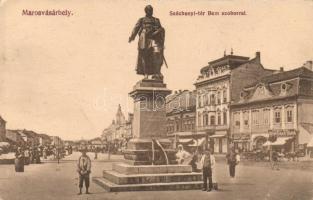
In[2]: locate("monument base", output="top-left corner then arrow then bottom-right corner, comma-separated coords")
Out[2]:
93,78 -> 203,192
93,163 -> 203,192
123,138 -> 177,165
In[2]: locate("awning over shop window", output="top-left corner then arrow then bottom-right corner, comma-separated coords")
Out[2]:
178,138 -> 193,144
263,137 -> 293,146
168,131 -> 206,137
210,131 -> 227,138
188,138 -> 206,147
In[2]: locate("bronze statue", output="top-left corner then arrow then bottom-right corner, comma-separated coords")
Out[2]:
128,5 -> 166,80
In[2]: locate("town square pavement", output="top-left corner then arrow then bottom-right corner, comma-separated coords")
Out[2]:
0,152 -> 312,200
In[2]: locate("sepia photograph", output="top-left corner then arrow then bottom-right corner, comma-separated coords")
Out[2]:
0,0 -> 313,199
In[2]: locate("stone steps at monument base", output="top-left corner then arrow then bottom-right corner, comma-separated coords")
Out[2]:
112,163 -> 192,175
103,170 -> 202,185
93,177 -> 203,192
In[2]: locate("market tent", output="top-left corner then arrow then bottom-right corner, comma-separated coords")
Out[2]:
263,137 -> 293,146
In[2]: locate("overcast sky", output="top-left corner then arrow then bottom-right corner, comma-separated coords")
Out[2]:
0,0 -> 312,140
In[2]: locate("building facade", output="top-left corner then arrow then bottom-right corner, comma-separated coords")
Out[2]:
231,61 -> 313,153
194,51 -> 273,153
0,116 -> 6,142
101,105 -> 133,141
166,90 -> 196,134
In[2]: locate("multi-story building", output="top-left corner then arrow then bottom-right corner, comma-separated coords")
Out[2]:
51,136 -> 63,147
38,134 -> 52,146
166,90 -> 196,134
102,105 -> 133,141
194,51 -> 273,153
166,90 -> 202,149
231,61 -> 313,154
6,130 -> 25,146
0,116 -> 6,142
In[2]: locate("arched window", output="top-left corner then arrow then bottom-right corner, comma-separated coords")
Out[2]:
204,94 -> 208,106
217,91 -> 221,104
203,113 -> 209,126
223,110 -> 228,125
217,112 -> 221,125
198,96 -> 202,107
210,94 -> 215,105
210,115 -> 215,126
198,112 -> 202,126
223,89 -> 227,103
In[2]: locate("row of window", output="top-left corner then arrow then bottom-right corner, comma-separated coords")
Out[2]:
198,89 -> 228,107
233,108 -> 294,128
198,111 -> 228,126
167,120 -> 195,133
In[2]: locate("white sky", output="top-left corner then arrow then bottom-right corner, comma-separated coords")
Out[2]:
0,0 -> 312,140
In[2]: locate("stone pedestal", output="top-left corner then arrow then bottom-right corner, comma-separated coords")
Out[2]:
93,79 -> 203,192
130,79 -> 171,139
124,79 -> 177,165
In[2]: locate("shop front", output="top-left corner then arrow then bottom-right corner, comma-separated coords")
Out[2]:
232,134 -> 251,152
209,131 -> 228,154
251,134 -> 269,150
263,129 -> 297,153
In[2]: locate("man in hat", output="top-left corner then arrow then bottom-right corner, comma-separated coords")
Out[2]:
128,5 -> 165,80
77,148 -> 91,195
200,149 -> 215,192
226,148 -> 240,178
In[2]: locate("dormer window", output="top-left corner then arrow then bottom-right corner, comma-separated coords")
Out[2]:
280,82 -> 291,95
281,83 -> 287,91
240,91 -> 245,98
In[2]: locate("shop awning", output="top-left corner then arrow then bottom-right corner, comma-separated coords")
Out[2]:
263,137 -> 293,146
168,131 -> 206,137
210,131 -> 227,138
178,138 -> 193,144
188,138 -> 206,147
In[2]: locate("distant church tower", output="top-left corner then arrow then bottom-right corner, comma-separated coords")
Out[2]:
115,104 -> 126,125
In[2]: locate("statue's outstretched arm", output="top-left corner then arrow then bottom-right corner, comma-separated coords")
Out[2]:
129,18 -> 142,43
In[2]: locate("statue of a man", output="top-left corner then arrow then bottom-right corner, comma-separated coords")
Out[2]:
128,5 -> 165,80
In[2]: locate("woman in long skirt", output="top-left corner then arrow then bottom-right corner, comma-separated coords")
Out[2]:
15,147 -> 25,172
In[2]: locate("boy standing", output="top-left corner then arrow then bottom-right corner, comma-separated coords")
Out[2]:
77,149 -> 91,195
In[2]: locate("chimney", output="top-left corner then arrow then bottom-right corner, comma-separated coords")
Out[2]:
254,51 -> 261,63
303,60 -> 313,71
280,67 -> 284,72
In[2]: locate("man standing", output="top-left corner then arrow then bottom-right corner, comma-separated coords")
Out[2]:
77,149 -> 91,195
200,149 -> 215,192
226,148 -> 240,178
